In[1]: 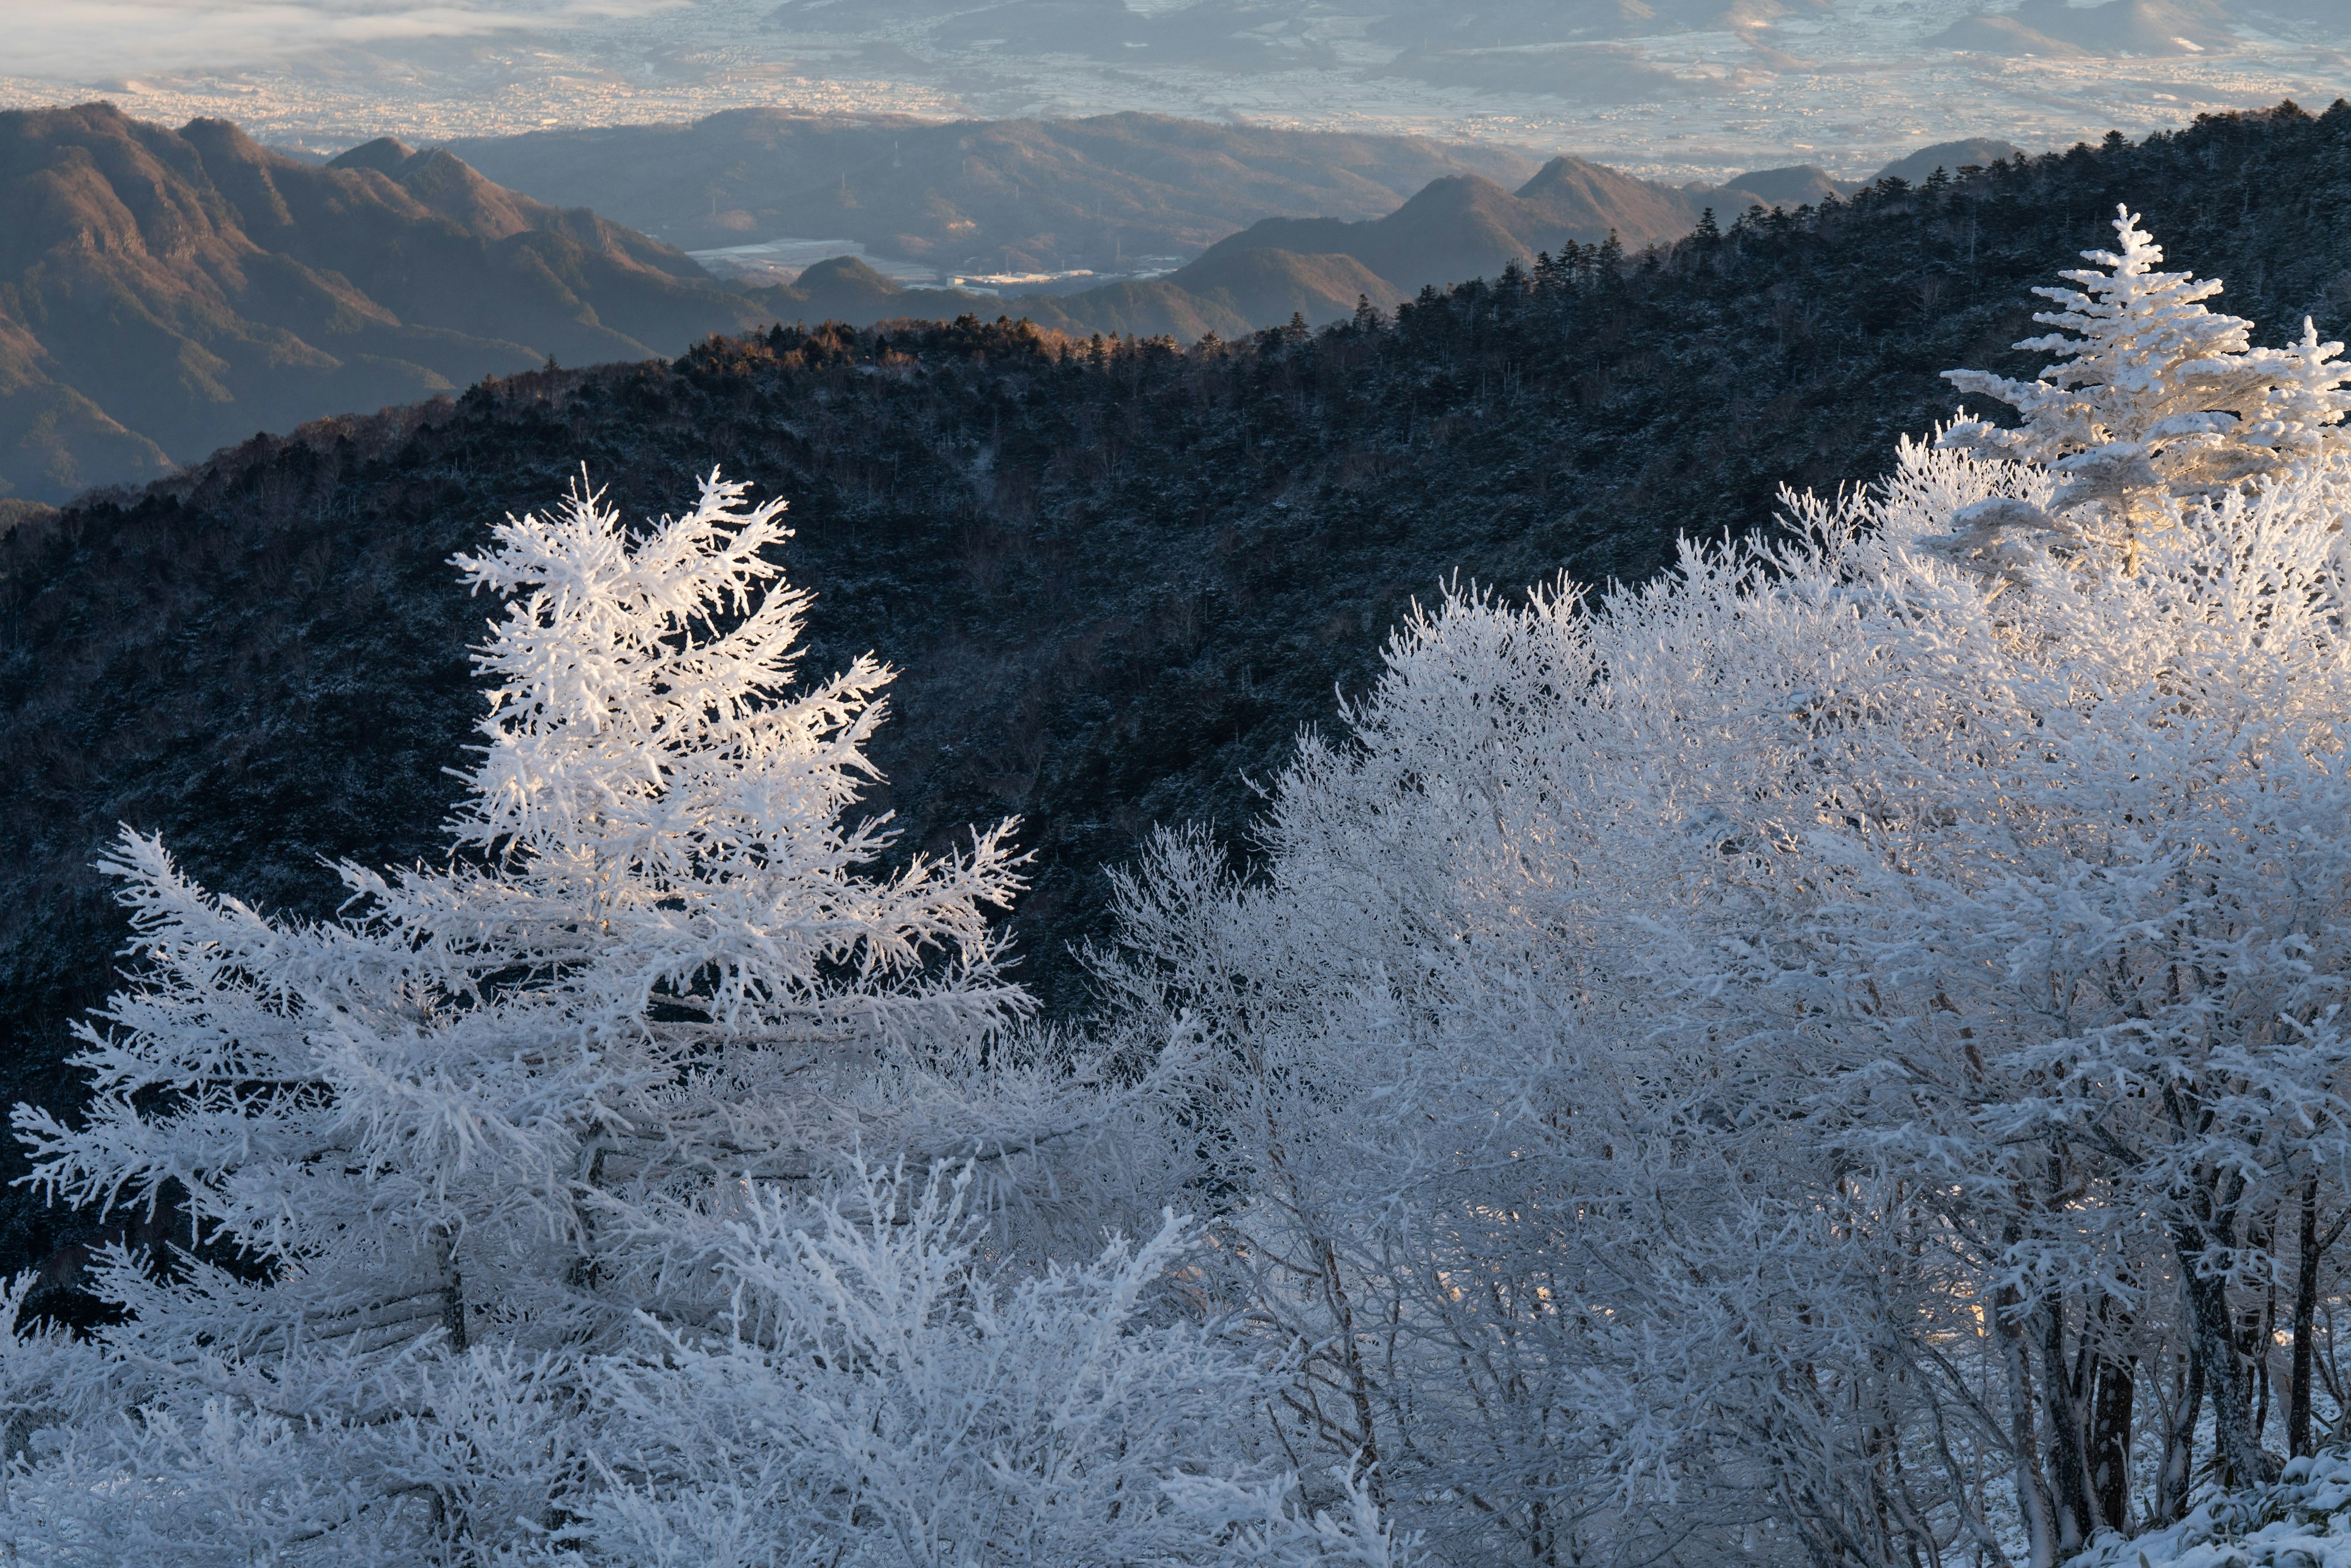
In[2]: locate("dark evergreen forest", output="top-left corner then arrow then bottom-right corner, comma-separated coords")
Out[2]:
6,101 -> 2351,1294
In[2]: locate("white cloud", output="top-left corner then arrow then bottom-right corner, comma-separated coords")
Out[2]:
7,0 -> 680,78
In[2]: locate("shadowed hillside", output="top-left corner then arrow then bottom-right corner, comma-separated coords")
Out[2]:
736,251 -> 1392,342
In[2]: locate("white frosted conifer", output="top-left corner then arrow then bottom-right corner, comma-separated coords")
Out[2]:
0,472 -> 1284,1564
13,470 -> 1038,1365
1940,204 -> 2350,564
0,470 -> 1388,1565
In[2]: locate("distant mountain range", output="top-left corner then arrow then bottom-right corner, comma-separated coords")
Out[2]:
0,100 -> 2018,506
0,103 -> 781,504
445,111 -> 1548,272
711,153 -> 1874,345
448,110 -> 2019,285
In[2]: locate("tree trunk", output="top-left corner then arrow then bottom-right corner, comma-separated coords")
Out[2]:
2085,1343 -> 2135,1534
2036,1297 -> 2096,1553
2180,1245 -> 2276,1487
2155,1340 -> 2203,1525
436,1223 -> 468,1352
2246,1206 -> 2280,1447
2290,1175 -> 2323,1457
1998,1288 -> 2060,1568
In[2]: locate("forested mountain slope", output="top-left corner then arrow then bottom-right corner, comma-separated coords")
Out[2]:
736,249 -> 1401,343
5,102 -> 2349,1294
0,104 -> 775,505
447,107 -> 1896,288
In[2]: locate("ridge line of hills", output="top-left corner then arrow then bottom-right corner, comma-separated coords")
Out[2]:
0,103 -> 782,505
0,99 -> 2015,507
783,135 -> 2015,344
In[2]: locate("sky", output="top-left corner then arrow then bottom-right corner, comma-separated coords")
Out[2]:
6,0 -> 666,78
4,0 -> 2350,181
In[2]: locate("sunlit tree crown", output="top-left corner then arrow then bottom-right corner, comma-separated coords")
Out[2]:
1941,204 -> 2351,544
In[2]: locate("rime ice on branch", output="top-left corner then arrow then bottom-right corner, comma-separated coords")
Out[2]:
1937,203 -> 2351,567
1094,212 -> 2351,1564
1,473 -> 1368,1565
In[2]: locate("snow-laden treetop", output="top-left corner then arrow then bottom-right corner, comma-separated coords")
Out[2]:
1938,203 -> 2351,566
414,467 -> 1027,1030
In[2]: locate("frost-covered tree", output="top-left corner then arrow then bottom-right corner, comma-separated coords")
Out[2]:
14,469 -> 1040,1367
1939,204 -> 2351,566
1095,215 -> 2351,1566
0,471 -> 1364,1565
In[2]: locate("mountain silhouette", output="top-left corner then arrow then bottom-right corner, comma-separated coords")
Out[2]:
447,110 -> 1547,269
0,104 -> 774,504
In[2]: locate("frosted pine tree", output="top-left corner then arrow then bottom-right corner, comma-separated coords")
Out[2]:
1938,204 -> 2350,568
0,471 -> 1098,1561
16,468 -> 1038,1357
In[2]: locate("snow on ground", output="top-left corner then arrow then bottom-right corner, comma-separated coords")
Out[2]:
2079,1452 -> 2351,1568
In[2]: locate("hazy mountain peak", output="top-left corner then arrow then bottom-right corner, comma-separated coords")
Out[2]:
327,137 -> 416,175
1872,139 -> 2025,185
1515,154 -> 1627,192
1714,165 -> 1848,208
0,107 -> 775,504
795,255 -> 902,293
1390,173 -> 1521,219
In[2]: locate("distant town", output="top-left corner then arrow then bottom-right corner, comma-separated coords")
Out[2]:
6,0 -> 2345,184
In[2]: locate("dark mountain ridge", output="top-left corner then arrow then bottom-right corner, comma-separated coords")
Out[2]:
8,101 -> 2349,1302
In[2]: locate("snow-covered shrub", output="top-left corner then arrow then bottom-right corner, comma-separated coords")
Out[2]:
2074,1447 -> 2351,1568
578,1158 -> 1405,1567
1095,217 -> 2351,1565
0,471 -> 1376,1565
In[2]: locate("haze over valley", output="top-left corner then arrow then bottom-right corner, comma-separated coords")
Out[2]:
5,0 -> 2347,186
7,0 -> 2338,509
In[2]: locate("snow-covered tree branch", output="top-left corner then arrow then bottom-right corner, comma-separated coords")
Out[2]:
2,470 -> 1377,1566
